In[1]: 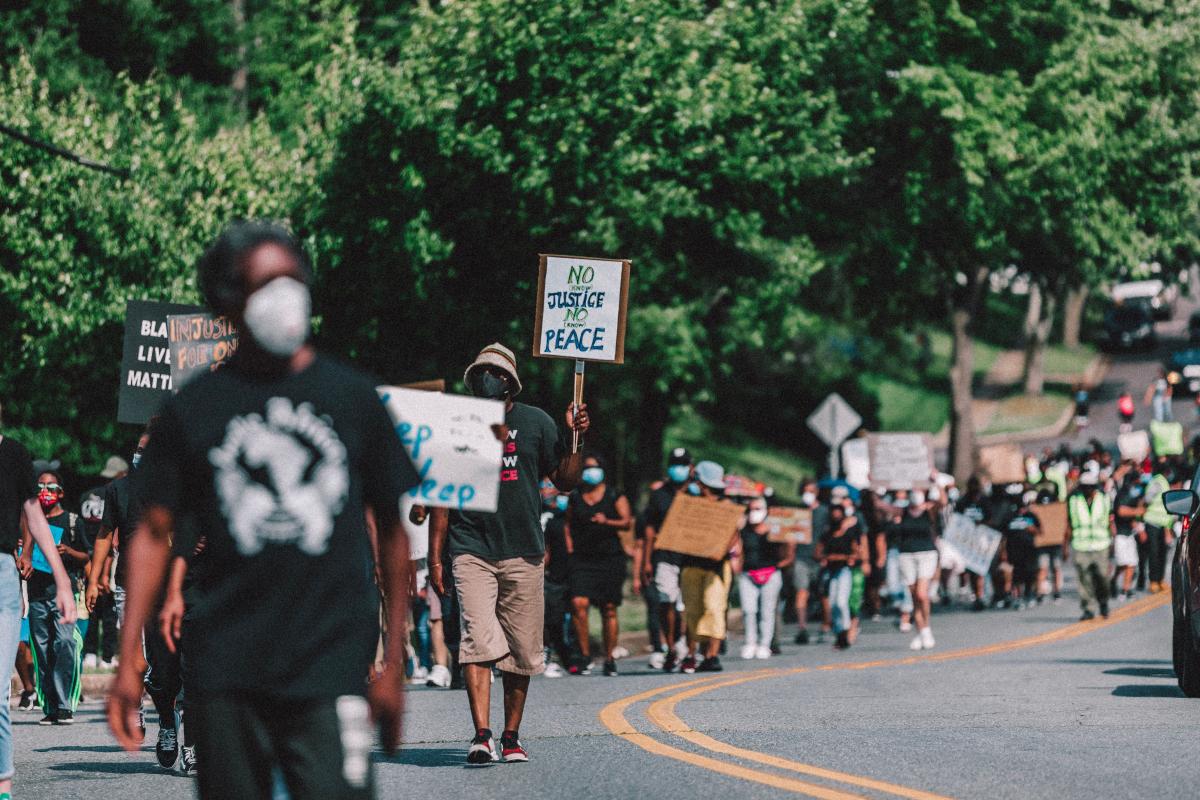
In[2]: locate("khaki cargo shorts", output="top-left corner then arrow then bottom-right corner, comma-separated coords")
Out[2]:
452,553 -> 545,676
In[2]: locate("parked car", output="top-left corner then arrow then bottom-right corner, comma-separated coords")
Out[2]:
1188,310 -> 1200,342
1111,279 -> 1177,320
1167,349 -> 1200,395
1102,303 -> 1156,351
1164,483 -> 1200,696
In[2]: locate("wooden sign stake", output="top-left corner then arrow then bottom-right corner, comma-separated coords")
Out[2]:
572,359 -> 586,453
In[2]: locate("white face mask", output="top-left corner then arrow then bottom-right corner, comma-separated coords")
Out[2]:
911,491 -> 926,506
243,276 -> 311,358
801,492 -> 816,507
748,509 -> 768,525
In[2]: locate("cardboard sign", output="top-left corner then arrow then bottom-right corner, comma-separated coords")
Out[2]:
378,387 -> 505,512
940,513 -> 1002,576
533,254 -> 630,363
653,494 -> 744,561
765,507 -> 813,546
118,300 -> 203,424
868,433 -> 934,489
842,438 -> 870,489
724,474 -> 766,498
167,313 -> 239,390
1031,502 -> 1068,548
978,443 -> 1026,485
1117,430 -> 1151,462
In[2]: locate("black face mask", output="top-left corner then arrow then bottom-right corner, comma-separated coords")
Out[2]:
470,371 -> 509,400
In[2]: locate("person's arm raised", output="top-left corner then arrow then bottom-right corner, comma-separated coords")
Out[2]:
549,403 -> 590,492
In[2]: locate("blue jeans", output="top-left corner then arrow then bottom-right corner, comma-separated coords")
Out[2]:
828,566 -> 854,634
411,596 -> 432,672
0,557 -> 23,780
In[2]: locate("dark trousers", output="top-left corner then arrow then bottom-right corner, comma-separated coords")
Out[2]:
28,594 -> 80,715
1146,524 -> 1169,584
143,621 -> 183,731
192,693 -> 374,800
1136,535 -> 1151,589
641,581 -> 664,651
83,592 -> 117,661
544,578 -> 572,665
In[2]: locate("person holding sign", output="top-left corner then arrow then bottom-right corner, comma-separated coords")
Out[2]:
679,461 -> 739,674
429,342 -> 589,766
1065,472 -> 1114,621
108,222 -> 421,800
737,497 -> 794,660
894,492 -> 940,651
21,469 -> 88,725
564,455 -> 632,677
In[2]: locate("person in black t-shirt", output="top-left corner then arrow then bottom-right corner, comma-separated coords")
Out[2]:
955,477 -> 993,611
1004,492 -> 1041,607
642,447 -> 692,672
565,455 -> 632,677
540,486 -> 572,678
0,409 -> 77,797
108,222 -> 419,800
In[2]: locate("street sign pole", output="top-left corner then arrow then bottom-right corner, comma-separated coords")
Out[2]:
806,393 -> 862,480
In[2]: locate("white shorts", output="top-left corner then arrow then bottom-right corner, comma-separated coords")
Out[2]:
654,561 -> 683,605
1114,535 -> 1139,568
898,551 -> 940,585
934,540 -> 965,574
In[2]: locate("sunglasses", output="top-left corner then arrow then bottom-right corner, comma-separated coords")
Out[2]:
37,483 -> 63,493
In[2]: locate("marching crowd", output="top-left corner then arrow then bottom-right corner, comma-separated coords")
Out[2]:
0,222 -> 1190,799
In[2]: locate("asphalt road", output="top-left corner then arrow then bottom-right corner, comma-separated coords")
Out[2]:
8,584 -> 1191,800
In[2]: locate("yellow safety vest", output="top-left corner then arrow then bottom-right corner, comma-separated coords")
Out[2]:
1068,492 -> 1112,552
1143,474 -> 1173,529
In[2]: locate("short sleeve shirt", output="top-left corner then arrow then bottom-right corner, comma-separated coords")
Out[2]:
136,354 -> 418,700
0,437 -> 37,552
448,402 -> 564,561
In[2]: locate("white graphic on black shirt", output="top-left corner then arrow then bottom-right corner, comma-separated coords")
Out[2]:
209,397 -> 349,556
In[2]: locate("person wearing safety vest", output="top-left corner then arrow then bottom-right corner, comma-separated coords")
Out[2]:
1142,465 -> 1179,594
1063,472 -> 1114,621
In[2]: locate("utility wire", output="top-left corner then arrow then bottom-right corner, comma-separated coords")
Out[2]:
0,122 -> 130,178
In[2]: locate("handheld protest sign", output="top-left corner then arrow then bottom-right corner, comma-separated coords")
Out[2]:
978,443 -> 1026,485
118,300 -> 204,424
378,387 -> 505,513
941,514 -> 1003,576
654,495 -> 744,561
867,433 -> 934,490
1031,502 -> 1069,548
765,507 -> 813,545
533,254 -> 631,452
167,313 -> 239,390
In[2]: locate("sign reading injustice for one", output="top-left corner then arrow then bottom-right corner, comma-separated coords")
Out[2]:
168,313 -> 239,390
118,300 -> 203,425
378,387 -> 505,513
653,494 -> 744,561
765,507 -> 814,546
868,433 -> 934,490
533,254 -> 630,363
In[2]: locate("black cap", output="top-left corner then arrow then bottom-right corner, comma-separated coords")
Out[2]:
667,447 -> 692,467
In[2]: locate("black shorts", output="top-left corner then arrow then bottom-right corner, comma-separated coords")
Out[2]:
569,553 -> 626,606
191,693 -> 375,800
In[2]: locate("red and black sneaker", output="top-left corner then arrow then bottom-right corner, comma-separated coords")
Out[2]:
500,731 -> 529,763
466,729 -> 499,765
680,656 -> 697,674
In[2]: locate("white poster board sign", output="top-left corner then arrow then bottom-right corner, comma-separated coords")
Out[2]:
1117,430 -> 1151,462
940,513 -> 1002,576
842,438 -> 871,489
868,433 -> 934,489
378,387 -> 505,512
533,254 -> 630,363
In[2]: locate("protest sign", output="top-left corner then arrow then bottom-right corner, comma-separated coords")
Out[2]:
978,443 -> 1026,485
724,474 -> 766,498
533,254 -> 630,363
401,379 -> 446,392
1032,502 -> 1069,548
940,513 -> 1002,576
168,313 -> 239,390
1150,420 -> 1185,456
378,387 -> 505,512
118,300 -> 203,424
765,507 -> 814,545
1117,430 -> 1151,462
654,495 -> 744,561
842,437 -> 870,489
868,433 -> 934,489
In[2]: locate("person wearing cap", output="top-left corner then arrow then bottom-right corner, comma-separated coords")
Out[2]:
678,461 -> 738,673
641,447 -> 692,671
1065,471 -> 1114,620
428,342 -> 589,765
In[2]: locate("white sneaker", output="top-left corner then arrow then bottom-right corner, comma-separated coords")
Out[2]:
909,635 -> 925,651
611,646 -> 629,660
899,621 -> 913,633
740,644 -> 757,660
83,654 -> 98,670
920,628 -> 935,649
754,645 -> 771,660
648,651 -> 665,670
674,639 -> 689,660
425,665 -> 452,688
543,662 -> 565,678
409,666 -> 429,684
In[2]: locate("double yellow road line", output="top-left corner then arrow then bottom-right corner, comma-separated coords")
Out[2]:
599,593 -> 1171,799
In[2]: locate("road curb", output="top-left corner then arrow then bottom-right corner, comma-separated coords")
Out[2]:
975,354 -> 1111,447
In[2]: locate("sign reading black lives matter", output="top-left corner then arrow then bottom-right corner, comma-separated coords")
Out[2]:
533,254 -> 631,363
118,300 -> 203,425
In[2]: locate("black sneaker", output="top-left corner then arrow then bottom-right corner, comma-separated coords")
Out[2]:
770,643 -> 782,656
662,653 -> 677,673
1080,610 -> 1095,621
1099,603 -> 1110,619
972,599 -> 985,612
466,729 -> 499,765
680,656 -> 697,674
449,667 -> 465,691
603,660 -> 618,676
53,711 -> 74,725
794,629 -> 810,645
17,691 -> 34,712
697,656 -> 723,672
156,726 -> 179,769
833,632 -> 851,650
38,714 -> 55,726
179,745 -> 198,777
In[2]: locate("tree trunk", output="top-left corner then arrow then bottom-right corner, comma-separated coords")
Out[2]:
949,306 -> 977,484
1062,285 -> 1088,349
230,0 -> 248,118
1023,281 -> 1042,343
1023,288 -> 1057,396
